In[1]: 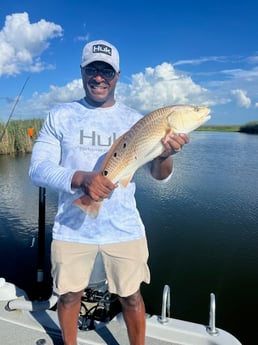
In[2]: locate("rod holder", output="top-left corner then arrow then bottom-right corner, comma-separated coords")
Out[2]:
206,292 -> 219,336
158,284 -> 170,324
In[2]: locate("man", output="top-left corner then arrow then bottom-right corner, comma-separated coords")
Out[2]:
29,40 -> 189,345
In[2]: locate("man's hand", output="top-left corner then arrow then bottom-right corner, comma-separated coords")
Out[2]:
159,133 -> 189,159
151,133 -> 190,180
72,171 -> 117,202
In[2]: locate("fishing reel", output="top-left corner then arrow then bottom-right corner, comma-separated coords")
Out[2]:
78,282 -> 117,331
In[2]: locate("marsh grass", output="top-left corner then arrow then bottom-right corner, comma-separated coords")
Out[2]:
0,119 -> 43,155
199,125 -> 240,132
199,122 -> 258,134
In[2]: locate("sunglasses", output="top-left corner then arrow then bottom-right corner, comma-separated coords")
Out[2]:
83,66 -> 116,80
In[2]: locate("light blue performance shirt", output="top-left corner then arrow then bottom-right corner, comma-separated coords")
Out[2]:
29,99 -> 151,245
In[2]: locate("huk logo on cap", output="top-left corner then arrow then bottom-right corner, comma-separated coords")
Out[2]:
92,44 -> 112,56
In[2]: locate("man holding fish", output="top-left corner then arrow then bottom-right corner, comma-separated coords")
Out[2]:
29,40 -> 210,345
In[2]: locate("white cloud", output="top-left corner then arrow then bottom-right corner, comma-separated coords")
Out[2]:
222,67 -> 258,80
9,62 -> 215,119
246,55 -> 258,65
0,12 -> 63,76
74,33 -> 90,42
22,79 -> 85,116
116,62 -> 212,112
230,89 -> 252,108
174,56 -> 227,66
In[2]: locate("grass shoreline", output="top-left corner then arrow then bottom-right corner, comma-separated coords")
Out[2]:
199,122 -> 258,133
0,119 -> 43,155
0,119 -> 257,155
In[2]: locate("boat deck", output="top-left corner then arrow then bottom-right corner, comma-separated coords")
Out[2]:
0,280 -> 242,345
0,300 -> 172,345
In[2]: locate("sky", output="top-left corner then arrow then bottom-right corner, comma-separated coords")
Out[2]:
0,0 -> 258,125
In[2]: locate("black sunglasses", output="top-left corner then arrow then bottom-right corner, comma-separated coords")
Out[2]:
83,66 -> 116,80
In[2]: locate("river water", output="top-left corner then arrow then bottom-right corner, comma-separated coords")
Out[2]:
0,131 -> 258,345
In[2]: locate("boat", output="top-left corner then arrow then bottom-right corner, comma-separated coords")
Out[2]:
0,188 -> 242,344
0,274 -> 242,345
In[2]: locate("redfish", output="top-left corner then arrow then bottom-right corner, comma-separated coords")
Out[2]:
73,105 -> 211,218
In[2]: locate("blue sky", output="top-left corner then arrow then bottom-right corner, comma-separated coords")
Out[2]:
0,0 -> 258,125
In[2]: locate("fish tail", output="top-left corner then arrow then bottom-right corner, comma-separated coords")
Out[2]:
73,195 -> 102,219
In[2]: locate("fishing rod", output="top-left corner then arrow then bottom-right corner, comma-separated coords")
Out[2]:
37,186 -> 46,298
0,76 -> 30,142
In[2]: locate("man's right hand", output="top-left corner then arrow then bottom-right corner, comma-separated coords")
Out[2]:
71,171 -> 117,202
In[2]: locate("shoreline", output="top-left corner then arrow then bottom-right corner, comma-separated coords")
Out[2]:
0,120 -> 257,155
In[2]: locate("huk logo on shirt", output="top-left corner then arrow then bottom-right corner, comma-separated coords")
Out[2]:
80,130 -> 117,147
92,44 -> 112,56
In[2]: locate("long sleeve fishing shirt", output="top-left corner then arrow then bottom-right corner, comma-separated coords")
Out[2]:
29,99 -> 156,244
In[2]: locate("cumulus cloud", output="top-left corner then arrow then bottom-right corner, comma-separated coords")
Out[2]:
230,89 -> 252,108
116,62 -> 212,113
21,79 -> 85,116
0,12 -> 63,76
12,62 -> 215,119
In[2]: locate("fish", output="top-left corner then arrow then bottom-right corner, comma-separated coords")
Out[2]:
73,105 -> 211,218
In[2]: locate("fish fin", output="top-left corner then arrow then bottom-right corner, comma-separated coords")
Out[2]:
119,174 -> 134,188
73,195 -> 102,219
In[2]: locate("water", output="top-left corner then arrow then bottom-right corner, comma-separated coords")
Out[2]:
0,154 -> 57,297
0,132 -> 258,345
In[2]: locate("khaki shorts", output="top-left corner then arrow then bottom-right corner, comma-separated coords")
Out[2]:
51,237 -> 150,297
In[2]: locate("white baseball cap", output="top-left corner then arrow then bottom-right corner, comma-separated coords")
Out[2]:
81,40 -> 120,72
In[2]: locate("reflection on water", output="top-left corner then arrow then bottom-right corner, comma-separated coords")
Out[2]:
136,132 -> 258,345
0,132 -> 258,345
0,154 -> 57,297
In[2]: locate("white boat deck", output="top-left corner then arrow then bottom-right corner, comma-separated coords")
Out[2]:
0,300 -> 242,345
0,300 -> 173,345
0,279 -> 242,345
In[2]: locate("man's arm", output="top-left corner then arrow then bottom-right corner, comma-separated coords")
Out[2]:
29,113 -> 76,193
